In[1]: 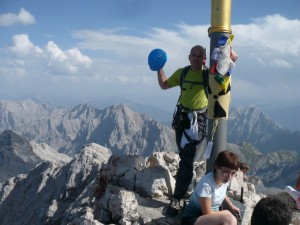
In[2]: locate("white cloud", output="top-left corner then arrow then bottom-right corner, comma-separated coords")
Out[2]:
0,8 -> 35,26
46,41 -> 68,62
65,48 -> 92,68
44,41 -> 92,74
0,14 -> 299,108
233,14 -> 300,56
71,23 -> 211,79
70,15 -> 300,87
5,34 -> 92,76
9,34 -> 42,56
271,59 -> 292,68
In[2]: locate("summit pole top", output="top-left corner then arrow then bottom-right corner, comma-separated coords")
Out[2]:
209,0 -> 232,35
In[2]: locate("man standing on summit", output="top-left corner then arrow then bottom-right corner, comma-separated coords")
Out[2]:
151,45 -> 208,216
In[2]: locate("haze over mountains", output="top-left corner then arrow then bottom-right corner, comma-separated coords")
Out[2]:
0,99 -> 299,189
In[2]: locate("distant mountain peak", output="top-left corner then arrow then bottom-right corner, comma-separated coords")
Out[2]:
107,103 -> 136,113
228,106 -> 300,153
230,105 -> 281,129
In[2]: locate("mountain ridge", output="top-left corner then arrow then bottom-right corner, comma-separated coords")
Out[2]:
1,99 -> 299,156
0,130 -> 71,182
0,99 -> 299,188
228,105 -> 300,153
0,100 -> 177,157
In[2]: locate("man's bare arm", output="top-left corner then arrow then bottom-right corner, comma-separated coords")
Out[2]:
157,69 -> 170,90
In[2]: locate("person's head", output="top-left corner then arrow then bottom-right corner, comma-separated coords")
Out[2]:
251,196 -> 292,225
239,162 -> 249,174
189,45 -> 206,71
214,150 -> 239,183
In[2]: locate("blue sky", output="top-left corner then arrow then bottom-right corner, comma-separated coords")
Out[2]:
0,0 -> 300,112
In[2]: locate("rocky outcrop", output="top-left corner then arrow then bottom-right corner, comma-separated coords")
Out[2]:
0,143 -> 274,225
0,143 -> 111,225
0,130 -> 71,182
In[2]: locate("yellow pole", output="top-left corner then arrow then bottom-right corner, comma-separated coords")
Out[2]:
209,0 -> 232,35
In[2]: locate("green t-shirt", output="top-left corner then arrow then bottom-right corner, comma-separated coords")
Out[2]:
167,67 -> 208,111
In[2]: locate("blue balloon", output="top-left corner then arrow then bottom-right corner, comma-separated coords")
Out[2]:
148,49 -> 167,71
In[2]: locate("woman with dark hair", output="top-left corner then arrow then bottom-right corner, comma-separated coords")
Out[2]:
181,150 -> 240,225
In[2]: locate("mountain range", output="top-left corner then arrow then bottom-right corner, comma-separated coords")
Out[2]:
0,99 -> 299,189
1,99 -> 299,154
0,100 -> 176,156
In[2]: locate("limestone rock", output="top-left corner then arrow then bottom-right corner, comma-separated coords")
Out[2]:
1,147 -> 299,225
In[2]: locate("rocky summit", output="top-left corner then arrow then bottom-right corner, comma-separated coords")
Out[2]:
0,143 -> 299,225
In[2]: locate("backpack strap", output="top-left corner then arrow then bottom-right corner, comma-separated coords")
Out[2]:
180,66 -> 191,89
202,67 -> 209,98
179,65 -> 209,98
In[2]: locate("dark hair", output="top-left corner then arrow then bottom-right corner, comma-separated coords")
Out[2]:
239,162 -> 249,172
190,45 -> 206,57
251,196 -> 292,225
214,150 -> 239,172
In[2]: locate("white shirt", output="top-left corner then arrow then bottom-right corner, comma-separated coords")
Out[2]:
183,172 -> 229,218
